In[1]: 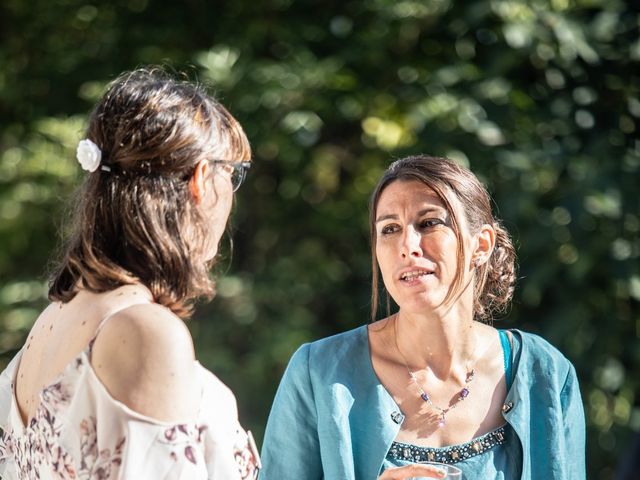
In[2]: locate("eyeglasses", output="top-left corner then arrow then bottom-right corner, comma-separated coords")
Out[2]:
210,160 -> 251,192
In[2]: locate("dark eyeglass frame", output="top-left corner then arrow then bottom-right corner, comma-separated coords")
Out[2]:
210,160 -> 251,192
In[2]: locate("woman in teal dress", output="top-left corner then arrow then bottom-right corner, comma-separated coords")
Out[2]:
260,155 -> 585,480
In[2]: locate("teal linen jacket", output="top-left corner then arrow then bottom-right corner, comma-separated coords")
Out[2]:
259,326 -> 585,480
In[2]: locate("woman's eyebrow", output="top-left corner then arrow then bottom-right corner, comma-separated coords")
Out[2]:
375,213 -> 398,223
417,207 -> 446,216
376,206 -> 446,223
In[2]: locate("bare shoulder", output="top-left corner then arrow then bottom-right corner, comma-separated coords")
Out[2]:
91,303 -> 200,423
93,303 -> 195,362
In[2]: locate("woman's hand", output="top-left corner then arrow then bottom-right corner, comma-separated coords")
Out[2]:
378,464 -> 447,479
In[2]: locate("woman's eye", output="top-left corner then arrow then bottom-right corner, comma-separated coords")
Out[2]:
419,218 -> 444,229
380,224 -> 399,235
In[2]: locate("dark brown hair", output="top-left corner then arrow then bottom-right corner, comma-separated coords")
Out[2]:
369,155 -> 516,322
49,67 -> 251,318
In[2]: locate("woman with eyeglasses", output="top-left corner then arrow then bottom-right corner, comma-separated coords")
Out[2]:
0,68 -> 260,479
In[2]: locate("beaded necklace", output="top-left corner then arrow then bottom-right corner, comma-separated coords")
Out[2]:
393,315 -> 476,428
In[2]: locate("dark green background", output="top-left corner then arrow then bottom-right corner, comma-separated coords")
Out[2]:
1,1 -> 638,478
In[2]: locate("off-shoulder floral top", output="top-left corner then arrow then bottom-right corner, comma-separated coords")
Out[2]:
0,321 -> 260,479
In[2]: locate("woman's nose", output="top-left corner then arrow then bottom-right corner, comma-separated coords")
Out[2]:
401,226 -> 422,258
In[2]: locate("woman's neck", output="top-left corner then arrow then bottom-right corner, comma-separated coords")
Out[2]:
394,308 -> 477,382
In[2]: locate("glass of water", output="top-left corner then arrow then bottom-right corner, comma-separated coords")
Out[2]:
412,461 -> 462,479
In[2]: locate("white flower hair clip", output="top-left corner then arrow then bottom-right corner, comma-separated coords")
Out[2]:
76,139 -> 110,172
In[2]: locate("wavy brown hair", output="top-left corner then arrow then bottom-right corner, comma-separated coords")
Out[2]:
49,67 -> 251,318
369,155 -> 516,322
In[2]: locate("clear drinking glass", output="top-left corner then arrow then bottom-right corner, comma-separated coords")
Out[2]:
412,461 -> 463,479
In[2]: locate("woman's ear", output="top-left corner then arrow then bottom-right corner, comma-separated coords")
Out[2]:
189,160 -> 210,205
473,224 -> 496,266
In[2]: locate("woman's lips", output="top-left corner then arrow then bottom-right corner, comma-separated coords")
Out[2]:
399,269 -> 434,283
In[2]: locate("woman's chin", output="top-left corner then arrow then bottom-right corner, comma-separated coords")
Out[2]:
396,294 -> 448,314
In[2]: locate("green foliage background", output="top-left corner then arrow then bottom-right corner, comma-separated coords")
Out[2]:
0,0 -> 638,477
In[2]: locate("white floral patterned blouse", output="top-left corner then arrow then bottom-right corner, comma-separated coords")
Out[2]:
0,336 -> 260,479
